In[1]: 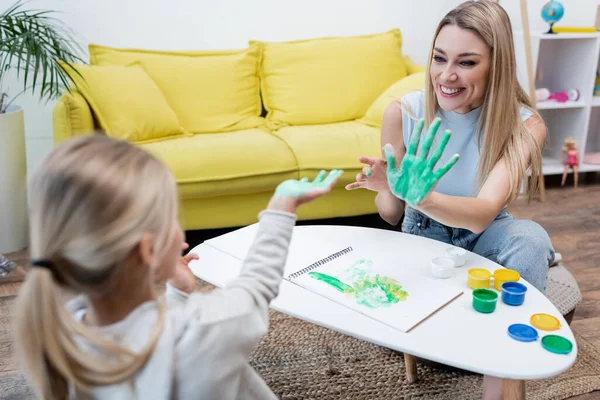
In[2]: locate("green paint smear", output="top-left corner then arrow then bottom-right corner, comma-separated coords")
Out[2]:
275,169 -> 343,198
308,259 -> 408,309
353,274 -> 408,308
384,117 -> 459,206
308,272 -> 355,293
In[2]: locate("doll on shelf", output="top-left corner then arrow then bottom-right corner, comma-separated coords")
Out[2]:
561,137 -> 579,188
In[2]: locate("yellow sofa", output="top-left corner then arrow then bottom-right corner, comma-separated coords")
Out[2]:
53,29 -> 426,230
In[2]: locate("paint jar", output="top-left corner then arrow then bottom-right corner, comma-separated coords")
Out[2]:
467,268 -> 491,289
431,257 -> 455,279
493,269 -> 521,291
472,288 -> 498,313
501,281 -> 527,306
445,246 -> 466,267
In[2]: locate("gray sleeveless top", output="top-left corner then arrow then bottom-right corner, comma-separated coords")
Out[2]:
400,91 -> 533,197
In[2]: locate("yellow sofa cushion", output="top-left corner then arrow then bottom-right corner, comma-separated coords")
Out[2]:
358,72 -> 426,128
61,62 -> 188,143
253,29 -> 408,129
404,56 -> 427,75
272,122 -> 381,185
89,44 -> 264,134
138,129 -> 298,199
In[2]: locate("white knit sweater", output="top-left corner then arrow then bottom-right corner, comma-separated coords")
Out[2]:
67,209 -> 296,399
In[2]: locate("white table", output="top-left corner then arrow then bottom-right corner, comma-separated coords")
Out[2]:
189,224 -> 577,399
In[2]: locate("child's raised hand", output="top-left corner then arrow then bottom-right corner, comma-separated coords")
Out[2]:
385,118 -> 459,206
268,169 -> 343,213
168,242 -> 199,294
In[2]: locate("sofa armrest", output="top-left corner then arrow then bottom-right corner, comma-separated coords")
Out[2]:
404,55 -> 427,75
52,91 -> 96,144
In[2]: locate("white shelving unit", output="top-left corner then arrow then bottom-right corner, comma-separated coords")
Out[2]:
514,31 -> 600,176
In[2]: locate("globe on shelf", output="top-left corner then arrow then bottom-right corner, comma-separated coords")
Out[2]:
541,0 -> 564,34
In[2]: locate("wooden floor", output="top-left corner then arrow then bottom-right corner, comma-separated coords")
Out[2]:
1,173 -> 599,399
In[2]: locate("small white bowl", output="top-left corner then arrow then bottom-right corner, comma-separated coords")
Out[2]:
431,257 -> 455,279
445,246 -> 467,267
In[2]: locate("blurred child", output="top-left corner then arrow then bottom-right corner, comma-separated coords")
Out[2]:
14,134 -> 342,399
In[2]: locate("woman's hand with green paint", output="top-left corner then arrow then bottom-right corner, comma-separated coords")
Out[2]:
345,147 -> 390,193
268,169 -> 343,213
384,118 -> 459,206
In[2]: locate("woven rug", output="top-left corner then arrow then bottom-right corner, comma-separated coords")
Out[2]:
249,310 -> 600,400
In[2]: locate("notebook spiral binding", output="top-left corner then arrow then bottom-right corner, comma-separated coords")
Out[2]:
287,246 -> 353,280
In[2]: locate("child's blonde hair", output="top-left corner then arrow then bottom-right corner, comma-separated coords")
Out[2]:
14,134 -> 178,399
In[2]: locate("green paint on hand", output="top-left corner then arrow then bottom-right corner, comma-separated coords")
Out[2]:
308,271 -> 355,293
308,259 -> 408,309
384,117 -> 459,206
275,169 -> 343,198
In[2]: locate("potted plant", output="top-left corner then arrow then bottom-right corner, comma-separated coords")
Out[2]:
0,1 -> 83,255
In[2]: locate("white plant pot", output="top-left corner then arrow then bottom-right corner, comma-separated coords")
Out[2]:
0,105 -> 28,253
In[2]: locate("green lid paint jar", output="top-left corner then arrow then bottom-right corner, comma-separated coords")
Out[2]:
472,288 -> 498,313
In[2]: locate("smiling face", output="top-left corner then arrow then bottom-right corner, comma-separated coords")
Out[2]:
430,24 -> 491,114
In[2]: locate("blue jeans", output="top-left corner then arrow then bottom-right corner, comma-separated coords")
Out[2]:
401,207 -> 555,293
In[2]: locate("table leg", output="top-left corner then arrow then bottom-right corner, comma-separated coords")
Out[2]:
404,354 -> 418,383
503,379 -> 525,400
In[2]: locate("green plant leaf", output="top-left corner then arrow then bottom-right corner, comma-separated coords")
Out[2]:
0,0 -> 86,110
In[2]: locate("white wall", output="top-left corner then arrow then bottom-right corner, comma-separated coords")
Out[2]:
2,0 -> 598,173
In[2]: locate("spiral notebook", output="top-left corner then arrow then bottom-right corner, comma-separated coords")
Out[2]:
284,246 -> 463,333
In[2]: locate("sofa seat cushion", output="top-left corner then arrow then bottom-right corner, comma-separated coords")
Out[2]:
139,129 -> 298,199
273,122 -> 381,185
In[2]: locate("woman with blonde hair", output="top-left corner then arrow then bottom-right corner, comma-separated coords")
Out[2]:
14,134 -> 341,399
347,1 -> 554,397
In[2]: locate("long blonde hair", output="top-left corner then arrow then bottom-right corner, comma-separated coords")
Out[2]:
423,0 -> 544,201
14,135 -> 179,399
